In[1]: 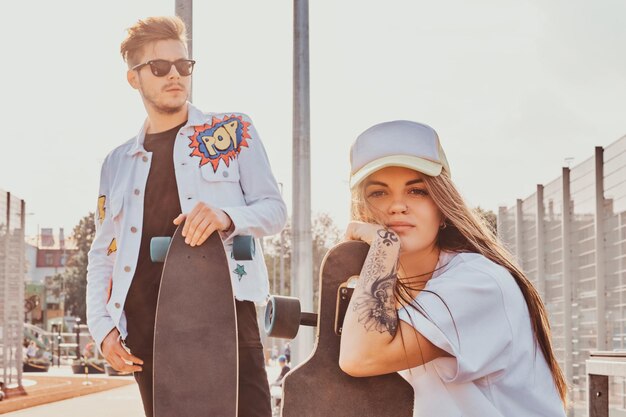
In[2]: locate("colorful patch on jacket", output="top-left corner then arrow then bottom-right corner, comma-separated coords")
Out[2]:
97,195 -> 106,224
107,238 -> 117,256
188,115 -> 251,172
233,264 -> 247,281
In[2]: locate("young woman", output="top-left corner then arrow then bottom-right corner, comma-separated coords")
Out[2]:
339,120 -> 567,416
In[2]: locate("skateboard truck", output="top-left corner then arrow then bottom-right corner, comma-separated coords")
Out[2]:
232,235 -> 255,260
264,296 -> 317,340
264,275 -> 358,340
150,234 -> 255,262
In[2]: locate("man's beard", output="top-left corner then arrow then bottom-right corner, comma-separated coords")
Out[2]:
144,92 -> 187,115
152,99 -> 185,115
139,79 -> 188,115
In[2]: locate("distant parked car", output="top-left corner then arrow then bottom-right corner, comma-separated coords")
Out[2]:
71,358 -> 106,374
23,358 -> 51,372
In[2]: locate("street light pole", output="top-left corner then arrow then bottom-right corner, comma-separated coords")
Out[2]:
75,317 -> 81,359
273,255 -> 277,293
292,0 -> 314,364
278,183 -> 285,296
175,0 -> 193,102
56,326 -> 61,367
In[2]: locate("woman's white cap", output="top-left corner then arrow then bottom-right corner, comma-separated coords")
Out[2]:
349,120 -> 451,189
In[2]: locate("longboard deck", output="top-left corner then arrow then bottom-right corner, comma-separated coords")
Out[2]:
153,227 -> 238,417
281,240 -> 414,417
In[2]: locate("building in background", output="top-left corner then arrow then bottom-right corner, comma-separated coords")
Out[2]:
498,134 -> 626,416
24,228 -> 77,331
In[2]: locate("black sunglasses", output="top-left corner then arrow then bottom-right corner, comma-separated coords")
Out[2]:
131,59 -> 196,77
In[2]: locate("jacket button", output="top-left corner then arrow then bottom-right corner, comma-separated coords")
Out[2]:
114,303 -> 121,309
142,156 -> 148,162
131,227 -> 138,233
223,171 -> 229,178
134,189 -> 140,196
124,266 -> 131,272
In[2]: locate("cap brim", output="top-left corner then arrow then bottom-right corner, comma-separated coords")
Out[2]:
350,155 -> 443,189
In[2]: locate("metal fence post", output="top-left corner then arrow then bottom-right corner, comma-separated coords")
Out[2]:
515,199 -> 524,266
595,147 -> 606,351
588,374 -> 609,417
536,184 -> 546,300
2,192 -> 8,384
562,167 -> 573,387
497,206 -> 506,238
16,199 -> 25,386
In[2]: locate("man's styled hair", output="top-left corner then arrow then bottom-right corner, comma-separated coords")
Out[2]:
120,16 -> 188,67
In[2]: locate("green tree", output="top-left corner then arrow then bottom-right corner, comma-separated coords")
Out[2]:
53,213 -> 95,322
263,213 -> 342,309
473,206 -> 497,234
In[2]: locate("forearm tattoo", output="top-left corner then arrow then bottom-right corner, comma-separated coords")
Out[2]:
377,229 -> 399,246
353,229 -> 400,336
354,272 -> 398,335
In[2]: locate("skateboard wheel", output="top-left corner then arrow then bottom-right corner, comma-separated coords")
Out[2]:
150,237 -> 171,263
233,235 -> 255,261
265,296 -> 302,339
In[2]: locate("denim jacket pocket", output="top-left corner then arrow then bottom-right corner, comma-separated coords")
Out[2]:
199,158 -> 240,183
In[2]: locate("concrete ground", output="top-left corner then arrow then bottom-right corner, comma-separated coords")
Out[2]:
3,363 -> 282,416
6,383 -> 145,417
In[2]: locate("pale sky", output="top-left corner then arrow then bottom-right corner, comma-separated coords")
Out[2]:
2,0 -> 625,237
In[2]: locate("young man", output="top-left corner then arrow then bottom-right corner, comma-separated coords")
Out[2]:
270,355 -> 291,408
272,355 -> 291,387
86,16 -> 286,417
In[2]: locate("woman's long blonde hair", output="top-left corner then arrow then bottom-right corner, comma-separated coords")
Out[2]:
351,170 -> 567,405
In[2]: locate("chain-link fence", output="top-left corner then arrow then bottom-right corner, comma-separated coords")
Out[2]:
0,190 -> 26,389
498,135 -> 626,415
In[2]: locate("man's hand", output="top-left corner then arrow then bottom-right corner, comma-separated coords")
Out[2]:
344,221 -> 385,246
173,202 -> 233,247
101,328 -> 143,373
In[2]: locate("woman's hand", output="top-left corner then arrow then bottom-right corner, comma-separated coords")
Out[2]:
344,221 -> 385,245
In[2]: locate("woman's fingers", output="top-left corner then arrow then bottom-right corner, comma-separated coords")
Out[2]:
344,221 -> 384,245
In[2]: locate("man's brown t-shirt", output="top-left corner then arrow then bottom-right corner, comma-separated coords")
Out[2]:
124,122 -> 185,357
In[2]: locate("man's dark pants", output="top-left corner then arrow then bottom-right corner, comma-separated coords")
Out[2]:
133,300 -> 272,417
